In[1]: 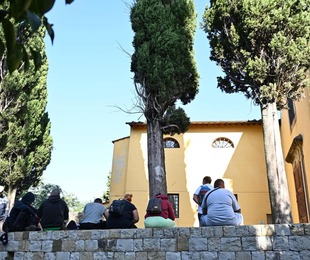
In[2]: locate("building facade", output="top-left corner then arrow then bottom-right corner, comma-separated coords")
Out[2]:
281,86 -> 310,224
110,121 -> 271,227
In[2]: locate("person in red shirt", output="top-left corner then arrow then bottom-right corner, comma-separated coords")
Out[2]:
144,193 -> 176,228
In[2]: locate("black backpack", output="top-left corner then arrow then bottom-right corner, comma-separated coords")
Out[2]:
146,197 -> 162,214
109,200 -> 126,217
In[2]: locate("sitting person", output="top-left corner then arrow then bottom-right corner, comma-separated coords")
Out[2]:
201,179 -> 243,226
37,189 -> 69,230
106,194 -> 139,229
144,193 -> 176,228
6,192 -> 40,231
79,198 -> 109,229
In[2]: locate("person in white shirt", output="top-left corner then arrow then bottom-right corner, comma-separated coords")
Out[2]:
193,176 -> 213,225
201,179 -> 243,226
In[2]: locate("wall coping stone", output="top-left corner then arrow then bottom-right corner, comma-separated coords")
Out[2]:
0,224 -> 310,259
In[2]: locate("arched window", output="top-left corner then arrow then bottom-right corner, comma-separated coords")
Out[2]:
212,137 -> 234,148
163,138 -> 180,148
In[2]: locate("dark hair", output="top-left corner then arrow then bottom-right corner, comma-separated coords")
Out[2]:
94,198 -> 103,203
203,176 -> 212,184
214,179 -> 224,188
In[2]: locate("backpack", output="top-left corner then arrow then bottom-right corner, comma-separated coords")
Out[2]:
198,185 -> 212,206
109,200 -> 126,217
146,197 -> 162,214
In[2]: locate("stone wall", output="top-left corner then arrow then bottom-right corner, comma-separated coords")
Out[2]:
0,224 -> 310,259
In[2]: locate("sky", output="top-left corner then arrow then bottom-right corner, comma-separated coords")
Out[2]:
42,0 -> 261,202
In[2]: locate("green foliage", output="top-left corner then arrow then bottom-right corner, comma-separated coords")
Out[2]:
0,0 -> 74,73
161,105 -> 190,135
202,0 -> 310,108
29,183 -> 62,208
102,172 -> 111,203
130,0 -> 199,125
30,183 -> 84,213
0,24 -> 53,196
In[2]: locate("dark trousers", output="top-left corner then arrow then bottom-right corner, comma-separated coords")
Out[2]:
79,221 -> 106,230
12,210 -> 36,231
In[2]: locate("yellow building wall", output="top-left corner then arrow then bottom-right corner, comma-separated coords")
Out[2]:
281,87 -> 310,223
110,122 -> 271,227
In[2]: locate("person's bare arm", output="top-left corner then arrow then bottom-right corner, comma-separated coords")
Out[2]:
103,211 -> 109,220
193,194 -> 200,204
132,209 -> 139,223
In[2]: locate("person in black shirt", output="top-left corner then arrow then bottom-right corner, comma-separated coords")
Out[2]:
7,192 -> 39,231
37,189 -> 69,230
106,195 -> 139,229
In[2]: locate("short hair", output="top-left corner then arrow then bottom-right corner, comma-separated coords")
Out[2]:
214,179 -> 224,188
202,176 -> 212,184
50,189 -> 60,196
94,198 -> 103,203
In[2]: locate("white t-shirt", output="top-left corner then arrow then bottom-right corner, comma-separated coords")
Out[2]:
194,184 -> 213,214
201,188 -> 240,224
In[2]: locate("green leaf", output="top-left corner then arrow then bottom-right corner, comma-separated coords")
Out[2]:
26,10 -> 41,32
30,48 -> 42,70
66,0 -> 74,4
0,40 -> 5,59
2,18 -> 16,53
7,45 -> 23,72
23,48 -> 30,71
10,0 -> 32,18
0,10 -> 8,21
43,17 -> 54,44
39,0 -> 55,15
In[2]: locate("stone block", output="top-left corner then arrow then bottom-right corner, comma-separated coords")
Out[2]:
62,240 -> 75,251
166,252 -> 181,260
42,241 -> 53,252
52,240 -> 62,252
177,227 -> 190,238
190,227 -> 201,237
136,228 -> 153,239
218,251 -> 236,260
133,238 -> 143,251
275,224 -> 290,236
220,237 -> 242,251
143,238 -> 160,251
235,251 -> 251,260
260,224 -> 275,236
207,237 -> 220,251
189,237 -> 208,251
177,236 -> 189,251
160,238 -> 176,251
84,240 -> 98,251
120,229 -> 136,238
251,251 -> 265,260
55,251 -> 70,260
290,224 -> 305,236
223,226 -> 237,237
273,236 -> 288,251
116,238 -> 134,252
289,236 -> 310,251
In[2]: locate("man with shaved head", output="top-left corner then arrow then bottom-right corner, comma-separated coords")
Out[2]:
201,179 -> 243,226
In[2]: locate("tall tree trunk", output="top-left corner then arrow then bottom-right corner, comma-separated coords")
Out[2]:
261,101 -> 293,223
7,186 -> 17,211
147,118 -> 167,198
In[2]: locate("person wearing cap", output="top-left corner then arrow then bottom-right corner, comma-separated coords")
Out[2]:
6,192 -> 39,231
0,185 -> 9,232
37,189 -> 69,231
79,198 -> 109,229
